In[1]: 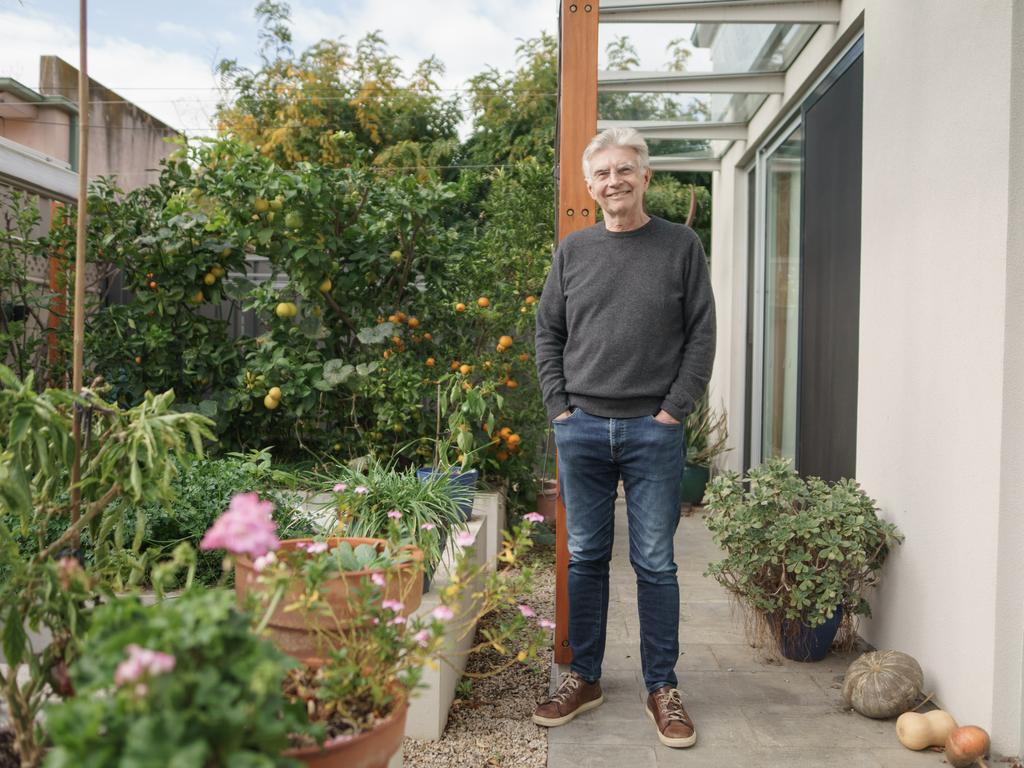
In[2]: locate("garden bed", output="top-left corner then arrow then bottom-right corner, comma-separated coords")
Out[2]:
404,537 -> 554,767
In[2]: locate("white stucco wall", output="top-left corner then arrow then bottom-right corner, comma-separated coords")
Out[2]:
709,0 -> 1023,756
858,1 -> 1019,755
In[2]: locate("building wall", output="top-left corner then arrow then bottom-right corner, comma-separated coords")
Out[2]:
0,98 -> 72,164
710,0 -> 1023,756
38,56 -> 178,191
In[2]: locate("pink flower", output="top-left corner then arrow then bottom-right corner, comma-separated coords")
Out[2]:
200,493 -> 279,558
114,645 -> 176,687
389,616 -> 407,626
134,683 -> 148,697
413,629 -> 431,647
253,552 -> 277,572
517,604 -> 535,619
354,485 -> 369,495
524,512 -> 544,524
538,618 -> 556,629
455,530 -> 474,548
304,541 -> 328,555
333,482 -> 347,493
431,605 -> 454,621
371,572 -> 386,587
387,509 -> 402,520
420,523 -> 436,531
382,599 -> 404,613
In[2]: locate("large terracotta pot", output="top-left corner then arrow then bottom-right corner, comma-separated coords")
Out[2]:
283,697 -> 407,768
235,537 -> 423,659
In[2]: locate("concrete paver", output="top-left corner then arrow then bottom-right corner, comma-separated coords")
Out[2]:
544,502 -> 947,768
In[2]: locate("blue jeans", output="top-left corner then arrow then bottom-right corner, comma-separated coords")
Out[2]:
554,407 -> 685,693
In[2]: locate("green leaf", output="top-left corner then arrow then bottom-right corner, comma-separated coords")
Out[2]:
322,360 -> 354,387
3,604 -> 26,667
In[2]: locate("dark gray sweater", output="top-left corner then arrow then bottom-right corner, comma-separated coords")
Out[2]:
534,216 -> 716,422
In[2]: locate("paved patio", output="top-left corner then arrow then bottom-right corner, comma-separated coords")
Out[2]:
545,498 -> 946,768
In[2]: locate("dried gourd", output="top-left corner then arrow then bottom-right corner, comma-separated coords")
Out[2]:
842,650 -> 924,718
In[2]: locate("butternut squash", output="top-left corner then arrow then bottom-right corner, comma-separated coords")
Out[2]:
896,710 -> 958,750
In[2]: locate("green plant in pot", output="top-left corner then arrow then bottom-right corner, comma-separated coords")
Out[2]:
47,491 -> 550,768
680,395 -> 730,505
702,457 -> 903,661
331,455 -> 469,588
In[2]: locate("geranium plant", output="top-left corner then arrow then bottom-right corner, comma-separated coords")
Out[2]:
206,491 -> 547,745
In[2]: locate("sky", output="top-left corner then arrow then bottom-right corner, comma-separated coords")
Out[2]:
0,0 -> 697,138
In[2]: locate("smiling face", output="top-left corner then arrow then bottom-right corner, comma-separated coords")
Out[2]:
585,145 -> 652,223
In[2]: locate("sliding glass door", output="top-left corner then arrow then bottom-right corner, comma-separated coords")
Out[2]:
760,126 -> 803,462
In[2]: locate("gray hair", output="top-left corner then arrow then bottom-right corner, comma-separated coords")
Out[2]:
582,127 -> 651,180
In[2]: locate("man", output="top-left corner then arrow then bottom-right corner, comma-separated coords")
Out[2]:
532,127 -> 716,748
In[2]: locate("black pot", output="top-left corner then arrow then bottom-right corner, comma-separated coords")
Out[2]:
771,605 -> 844,662
679,461 -> 710,505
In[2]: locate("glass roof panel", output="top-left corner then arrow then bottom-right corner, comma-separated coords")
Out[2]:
596,22 -> 818,155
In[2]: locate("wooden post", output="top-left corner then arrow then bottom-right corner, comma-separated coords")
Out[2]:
70,0 -> 89,543
47,201 -> 68,386
554,0 -> 599,665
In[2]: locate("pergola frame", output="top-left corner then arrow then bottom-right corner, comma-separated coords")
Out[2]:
598,70 -> 786,94
598,0 -> 840,24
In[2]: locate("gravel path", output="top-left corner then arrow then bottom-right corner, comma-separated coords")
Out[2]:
404,540 -> 555,768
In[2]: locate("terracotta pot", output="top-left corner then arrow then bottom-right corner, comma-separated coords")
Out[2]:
536,479 -> 558,524
283,697 -> 407,768
235,537 -> 423,659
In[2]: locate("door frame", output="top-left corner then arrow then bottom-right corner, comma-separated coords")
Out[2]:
746,34 -> 865,470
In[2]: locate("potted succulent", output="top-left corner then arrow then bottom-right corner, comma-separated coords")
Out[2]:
702,457 -> 903,661
680,395 -> 730,505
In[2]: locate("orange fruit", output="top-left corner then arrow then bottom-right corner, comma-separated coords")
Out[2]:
407,316 -> 420,328
499,335 -> 513,347
525,295 -> 537,304
507,433 -> 521,447
149,281 -> 157,289
392,336 -> 402,345
455,302 -> 466,313
395,311 -> 407,322
477,296 -> 490,308
459,364 -> 472,375
426,357 -> 436,367
498,427 -> 512,439
506,379 -> 519,389
496,450 -> 509,462
387,314 -> 399,323
383,350 -> 390,359
134,356 -> 142,364
518,353 -> 529,362
423,332 -> 432,340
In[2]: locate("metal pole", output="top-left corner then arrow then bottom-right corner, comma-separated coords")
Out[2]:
70,0 -> 88,543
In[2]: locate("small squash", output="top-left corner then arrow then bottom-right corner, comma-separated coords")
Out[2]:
842,650 -> 924,718
896,710 -> 958,750
945,725 -> 990,767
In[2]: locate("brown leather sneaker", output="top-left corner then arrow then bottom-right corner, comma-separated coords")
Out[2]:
532,671 -> 604,727
646,686 -> 697,748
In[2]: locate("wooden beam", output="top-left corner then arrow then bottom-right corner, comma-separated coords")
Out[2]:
598,119 -> 748,140
554,0 -> 599,666
598,70 -> 785,94
599,0 -> 841,24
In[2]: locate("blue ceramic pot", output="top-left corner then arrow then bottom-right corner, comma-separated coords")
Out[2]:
416,467 -> 478,521
772,605 -> 844,662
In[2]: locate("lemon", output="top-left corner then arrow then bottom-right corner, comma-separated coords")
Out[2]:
264,394 -> 280,410
254,198 -> 269,213
203,273 -> 216,286
319,278 -> 332,293
268,386 -> 282,400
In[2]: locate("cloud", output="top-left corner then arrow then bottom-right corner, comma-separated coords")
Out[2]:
288,0 -> 557,90
0,7 -> 221,136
